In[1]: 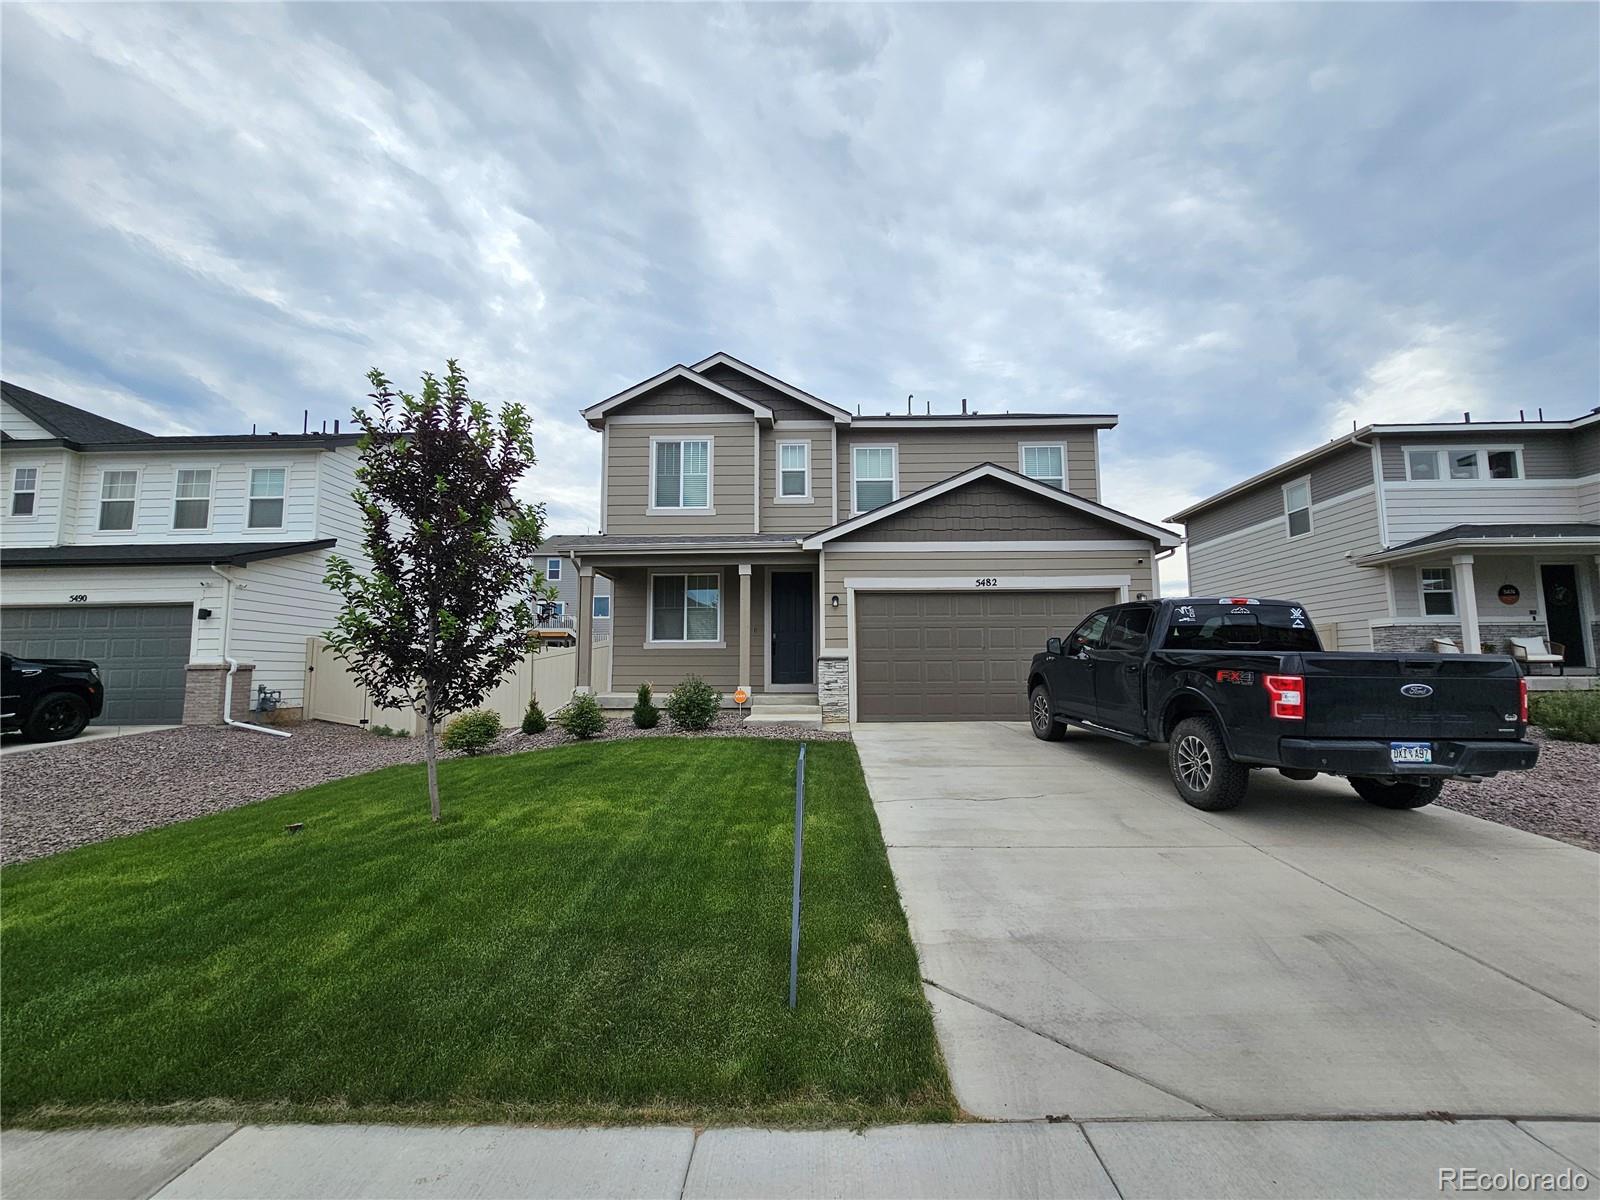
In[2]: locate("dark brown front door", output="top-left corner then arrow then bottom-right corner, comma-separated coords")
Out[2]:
770,571 -> 814,685
1540,564 -> 1588,667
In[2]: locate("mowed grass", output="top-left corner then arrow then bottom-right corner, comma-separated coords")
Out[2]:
1,739 -> 953,1127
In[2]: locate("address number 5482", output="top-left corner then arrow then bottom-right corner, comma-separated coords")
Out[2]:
974,577 -> 999,588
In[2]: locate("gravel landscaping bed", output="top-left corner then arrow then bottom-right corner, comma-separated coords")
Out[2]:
1438,728 -> 1600,852
1,716 -> 843,866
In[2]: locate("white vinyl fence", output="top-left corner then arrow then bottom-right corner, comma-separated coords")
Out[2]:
304,638 -> 610,733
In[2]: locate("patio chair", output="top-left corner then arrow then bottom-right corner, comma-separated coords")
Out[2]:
1430,637 -> 1462,654
1510,636 -> 1566,676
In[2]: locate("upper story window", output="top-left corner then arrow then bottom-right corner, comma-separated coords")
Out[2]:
1283,477 -> 1312,538
98,470 -> 138,531
1020,444 -> 1065,489
173,468 -> 213,530
546,557 -> 562,581
777,441 -> 811,501
651,439 -> 711,511
11,467 -> 37,517
248,467 -> 286,529
1420,567 -> 1456,616
1404,446 -> 1522,482
852,445 -> 897,513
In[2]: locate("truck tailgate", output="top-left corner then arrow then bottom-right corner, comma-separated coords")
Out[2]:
1298,654 -> 1524,741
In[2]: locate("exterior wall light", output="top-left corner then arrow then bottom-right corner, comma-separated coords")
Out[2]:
830,595 -> 840,608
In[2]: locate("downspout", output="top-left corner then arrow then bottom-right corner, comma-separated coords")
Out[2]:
208,564 -> 292,738
1154,545 -> 1180,597
1348,428 -> 1388,549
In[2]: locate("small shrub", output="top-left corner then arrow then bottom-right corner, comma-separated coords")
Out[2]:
633,682 -> 660,729
665,676 -> 721,731
557,692 -> 606,740
441,709 -> 502,755
369,724 -> 410,738
1530,689 -> 1600,743
521,696 -> 548,735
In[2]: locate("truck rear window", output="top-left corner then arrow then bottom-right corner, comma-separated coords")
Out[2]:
1163,603 -> 1321,652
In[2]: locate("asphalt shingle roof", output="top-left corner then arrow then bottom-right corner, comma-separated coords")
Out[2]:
1387,522 -> 1600,551
2,381 -> 152,443
1,540 -> 337,569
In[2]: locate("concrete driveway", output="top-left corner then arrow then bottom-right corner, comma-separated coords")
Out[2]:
854,722 -> 1600,1122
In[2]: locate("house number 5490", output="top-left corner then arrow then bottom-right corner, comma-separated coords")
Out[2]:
974,578 -> 999,588
69,594 -> 88,603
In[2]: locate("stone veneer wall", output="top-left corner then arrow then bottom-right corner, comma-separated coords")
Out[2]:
1371,622 -> 1549,654
183,662 -> 255,725
818,654 -> 849,725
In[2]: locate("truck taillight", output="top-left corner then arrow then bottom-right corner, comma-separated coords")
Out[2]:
1264,674 -> 1305,720
1519,676 -> 1529,723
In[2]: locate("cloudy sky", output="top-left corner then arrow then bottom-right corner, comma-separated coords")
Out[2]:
3,3 -> 1596,590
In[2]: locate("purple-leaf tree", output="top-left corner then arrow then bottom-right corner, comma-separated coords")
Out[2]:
324,361 -> 550,821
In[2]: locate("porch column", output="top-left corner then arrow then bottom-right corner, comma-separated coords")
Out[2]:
738,563 -> 753,696
575,565 -> 595,694
1453,553 -> 1481,654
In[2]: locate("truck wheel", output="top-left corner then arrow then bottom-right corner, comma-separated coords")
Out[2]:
1169,716 -> 1248,811
1349,776 -> 1443,809
1029,685 -> 1065,741
23,692 -> 90,742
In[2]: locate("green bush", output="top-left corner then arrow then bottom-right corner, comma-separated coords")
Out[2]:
664,676 -> 721,731
557,692 -> 606,740
369,724 -> 410,738
633,683 -> 660,729
1530,690 -> 1600,743
521,696 -> 548,735
441,709 -> 502,755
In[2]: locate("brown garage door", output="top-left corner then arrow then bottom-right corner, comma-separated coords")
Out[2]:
856,589 -> 1117,721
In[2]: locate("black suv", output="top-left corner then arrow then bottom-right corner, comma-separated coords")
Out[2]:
1,652 -> 106,742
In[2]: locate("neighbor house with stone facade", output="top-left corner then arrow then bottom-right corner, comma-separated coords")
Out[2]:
1169,409 -> 1600,673
547,353 -> 1179,724
1,381 -> 372,725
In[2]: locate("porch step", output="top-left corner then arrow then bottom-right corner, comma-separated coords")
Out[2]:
742,703 -> 823,729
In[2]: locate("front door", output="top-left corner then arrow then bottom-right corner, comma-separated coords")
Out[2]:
770,571 -> 814,685
1539,564 -> 1589,667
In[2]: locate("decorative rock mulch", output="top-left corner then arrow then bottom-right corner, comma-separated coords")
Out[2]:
0,716 -> 845,867
1437,728 -> 1600,852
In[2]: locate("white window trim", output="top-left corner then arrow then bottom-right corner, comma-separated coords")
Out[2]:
170,464 -> 217,533
9,465 -> 39,520
775,439 -> 813,503
647,436 -> 716,515
1282,475 -> 1312,539
246,464 -> 291,531
96,466 -> 142,534
1419,566 -> 1457,616
1402,444 -> 1525,483
546,556 -> 562,581
592,595 -> 611,619
646,569 -> 725,647
851,444 -> 899,516
1017,442 -> 1067,490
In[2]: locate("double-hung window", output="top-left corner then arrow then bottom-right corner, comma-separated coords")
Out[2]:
98,470 -> 138,531
1420,567 -> 1456,616
173,468 -> 212,530
1283,478 -> 1312,538
777,441 -> 811,500
650,572 -> 721,643
248,467 -> 286,529
1020,444 -> 1065,489
852,445 -> 897,513
546,557 -> 562,581
10,467 -> 37,517
652,439 -> 710,510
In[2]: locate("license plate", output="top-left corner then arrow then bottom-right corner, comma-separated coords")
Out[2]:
1390,742 -> 1433,765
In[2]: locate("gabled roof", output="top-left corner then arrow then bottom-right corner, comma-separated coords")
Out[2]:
1,540 -> 337,569
690,352 -> 852,421
581,365 -> 774,427
801,463 -> 1181,549
2,381 -> 151,443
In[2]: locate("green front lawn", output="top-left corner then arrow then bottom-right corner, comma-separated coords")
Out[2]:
1,739 -> 953,1127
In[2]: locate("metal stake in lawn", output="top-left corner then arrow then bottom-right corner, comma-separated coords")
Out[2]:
788,742 -> 808,1009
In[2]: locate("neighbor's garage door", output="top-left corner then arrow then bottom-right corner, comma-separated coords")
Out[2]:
1,605 -> 193,724
856,590 -> 1116,721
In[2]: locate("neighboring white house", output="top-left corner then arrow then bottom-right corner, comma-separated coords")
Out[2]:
1,381 -> 373,724
1169,410 -> 1600,671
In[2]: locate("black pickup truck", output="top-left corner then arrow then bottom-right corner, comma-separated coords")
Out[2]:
1026,597 -> 1539,811
1,651 -> 105,742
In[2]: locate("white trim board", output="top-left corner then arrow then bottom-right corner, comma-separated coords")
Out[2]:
843,574 -> 1132,591
604,413 -> 753,426
849,416 -> 1117,430
825,539 -> 1153,553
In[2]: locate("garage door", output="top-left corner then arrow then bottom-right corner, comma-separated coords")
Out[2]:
1,605 -> 193,724
856,590 -> 1116,722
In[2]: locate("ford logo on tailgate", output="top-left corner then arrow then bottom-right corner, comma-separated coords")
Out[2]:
1400,683 -> 1434,698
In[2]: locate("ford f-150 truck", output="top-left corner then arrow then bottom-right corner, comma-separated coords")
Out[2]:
1026,597 -> 1539,811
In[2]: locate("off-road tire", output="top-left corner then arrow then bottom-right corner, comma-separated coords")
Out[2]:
1168,715 -> 1248,811
1349,776 -> 1443,809
23,691 -> 90,743
1029,685 -> 1065,741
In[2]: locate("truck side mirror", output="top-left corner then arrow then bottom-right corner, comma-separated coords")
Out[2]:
1046,637 -> 1063,655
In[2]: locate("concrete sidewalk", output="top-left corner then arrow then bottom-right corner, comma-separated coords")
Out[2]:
3,1118 -> 1595,1199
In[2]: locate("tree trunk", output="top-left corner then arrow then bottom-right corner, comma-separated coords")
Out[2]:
423,683 -> 441,822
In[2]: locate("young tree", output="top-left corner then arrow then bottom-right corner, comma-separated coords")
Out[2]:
324,361 -> 549,821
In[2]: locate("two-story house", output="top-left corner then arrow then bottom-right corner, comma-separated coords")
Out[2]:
547,353 -> 1179,723
1168,410 -> 1600,671
541,550 -> 611,642
1,381 -> 372,725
